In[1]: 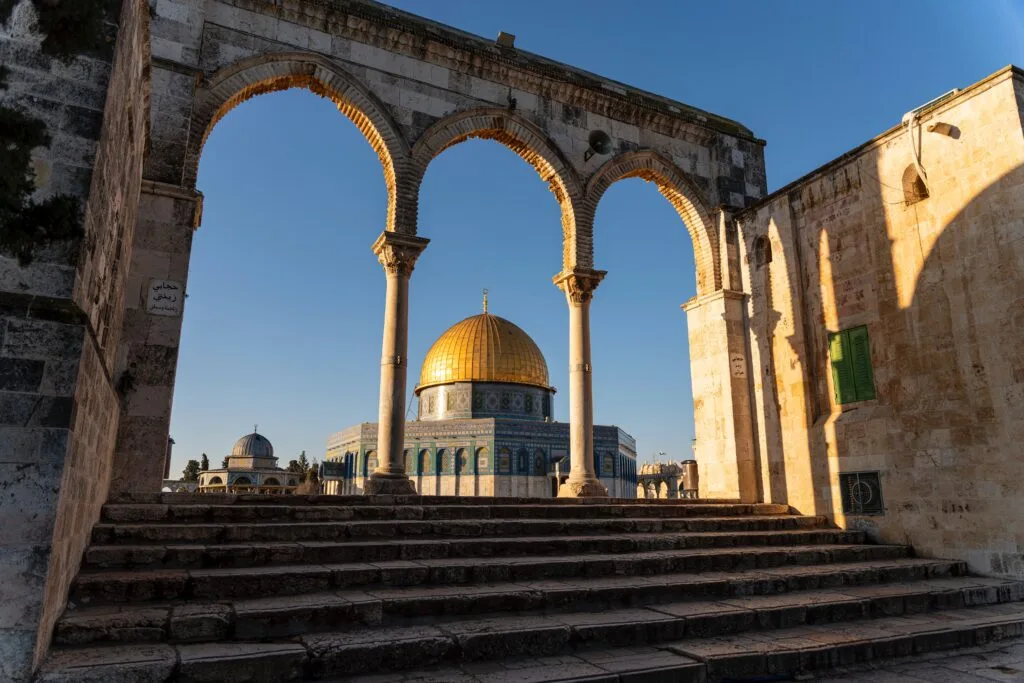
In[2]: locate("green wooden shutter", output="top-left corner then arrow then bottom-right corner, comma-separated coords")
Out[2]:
829,332 -> 856,405
848,326 -> 876,401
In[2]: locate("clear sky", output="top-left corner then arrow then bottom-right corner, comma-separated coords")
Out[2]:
167,0 -> 1023,477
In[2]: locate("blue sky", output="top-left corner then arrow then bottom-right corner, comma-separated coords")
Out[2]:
167,0 -> 1023,476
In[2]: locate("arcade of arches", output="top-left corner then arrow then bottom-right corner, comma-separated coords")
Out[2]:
2,0 -> 1024,676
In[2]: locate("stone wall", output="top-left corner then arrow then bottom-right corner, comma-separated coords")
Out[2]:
0,0 -> 150,677
737,66 -> 1024,577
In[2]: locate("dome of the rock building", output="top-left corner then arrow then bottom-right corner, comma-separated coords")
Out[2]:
231,431 -> 274,458
417,312 -> 550,392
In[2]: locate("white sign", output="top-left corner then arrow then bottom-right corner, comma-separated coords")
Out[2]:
146,280 -> 184,317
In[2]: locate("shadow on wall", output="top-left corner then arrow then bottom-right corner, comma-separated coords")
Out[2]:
810,160 -> 1024,577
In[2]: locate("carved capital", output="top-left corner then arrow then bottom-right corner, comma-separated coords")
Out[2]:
552,269 -> 607,305
372,231 -> 429,277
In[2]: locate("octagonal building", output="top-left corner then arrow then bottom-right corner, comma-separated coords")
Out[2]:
324,303 -> 637,497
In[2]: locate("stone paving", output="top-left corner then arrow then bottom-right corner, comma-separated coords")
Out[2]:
808,638 -> 1024,681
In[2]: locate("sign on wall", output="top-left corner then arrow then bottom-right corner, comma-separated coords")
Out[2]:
146,280 -> 184,317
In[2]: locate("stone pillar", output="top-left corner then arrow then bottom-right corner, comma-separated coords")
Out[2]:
110,181 -> 201,492
553,269 -> 608,498
366,232 -> 429,495
682,289 -> 760,503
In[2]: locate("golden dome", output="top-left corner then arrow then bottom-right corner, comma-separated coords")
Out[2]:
417,312 -> 551,393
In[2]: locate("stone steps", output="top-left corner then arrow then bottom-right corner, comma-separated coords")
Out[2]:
101,501 -> 790,523
36,496 -> 1024,681
56,558 -> 969,647
70,544 -> 916,604
88,514 -> 827,545
39,586 -> 1024,681
80,529 -> 866,572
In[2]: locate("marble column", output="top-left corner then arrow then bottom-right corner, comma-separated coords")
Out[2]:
553,268 -> 608,498
366,231 -> 429,495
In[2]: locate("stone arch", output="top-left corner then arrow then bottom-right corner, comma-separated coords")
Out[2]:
264,477 -> 280,486
208,476 -> 223,486
584,150 -> 720,294
410,108 -> 584,269
187,52 -> 414,232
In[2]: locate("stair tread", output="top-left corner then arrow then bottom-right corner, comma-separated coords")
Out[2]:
76,542 -> 906,578
63,557 -> 962,612
41,601 -> 1024,682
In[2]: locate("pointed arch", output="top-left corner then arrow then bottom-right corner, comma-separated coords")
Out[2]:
410,108 -> 584,270
186,52 -> 414,233
584,150 -> 720,294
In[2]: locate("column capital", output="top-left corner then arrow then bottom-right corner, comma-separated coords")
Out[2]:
552,268 -> 607,305
372,231 -> 429,277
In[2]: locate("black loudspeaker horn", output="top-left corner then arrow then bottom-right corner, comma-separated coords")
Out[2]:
584,129 -> 613,162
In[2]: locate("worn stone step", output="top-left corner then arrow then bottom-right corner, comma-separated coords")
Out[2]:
56,558 -> 968,646
337,603 -> 1024,682
89,514 -> 821,546
49,581 -> 1024,680
78,528 -> 873,575
73,544 -> 913,605
107,492 -> 749,508
101,502 -> 791,524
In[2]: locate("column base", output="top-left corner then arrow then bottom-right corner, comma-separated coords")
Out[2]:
364,474 -> 417,496
557,479 -> 609,498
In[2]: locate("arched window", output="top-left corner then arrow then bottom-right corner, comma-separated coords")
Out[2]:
233,476 -> 252,486
418,449 -> 430,475
475,447 -> 489,472
264,477 -> 280,486
753,235 -> 772,268
455,448 -> 469,474
365,450 -> 378,476
497,447 -> 512,473
603,452 -> 615,477
208,476 -> 223,485
517,448 -> 529,474
403,449 -> 414,472
903,165 -> 929,205
533,448 -> 545,474
437,448 -> 450,474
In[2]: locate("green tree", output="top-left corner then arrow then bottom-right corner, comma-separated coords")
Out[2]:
182,459 -> 201,482
200,453 -> 209,471
221,456 -> 230,468
287,450 -> 310,474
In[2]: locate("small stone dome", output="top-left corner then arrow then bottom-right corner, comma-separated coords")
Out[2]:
232,431 -> 274,458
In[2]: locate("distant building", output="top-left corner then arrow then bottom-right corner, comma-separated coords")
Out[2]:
324,304 -> 638,497
197,430 -> 299,494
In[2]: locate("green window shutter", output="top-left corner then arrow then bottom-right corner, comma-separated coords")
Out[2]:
848,326 -> 876,401
829,331 -> 857,405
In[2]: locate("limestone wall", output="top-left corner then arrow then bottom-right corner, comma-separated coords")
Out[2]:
739,67 -> 1024,577
0,0 -> 151,677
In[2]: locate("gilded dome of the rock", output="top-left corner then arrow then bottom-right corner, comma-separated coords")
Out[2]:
417,313 -> 551,392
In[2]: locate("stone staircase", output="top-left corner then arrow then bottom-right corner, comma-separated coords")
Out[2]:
36,493 -> 1024,682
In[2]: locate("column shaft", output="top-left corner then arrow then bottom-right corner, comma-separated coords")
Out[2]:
366,231 -> 428,496
554,269 -> 608,498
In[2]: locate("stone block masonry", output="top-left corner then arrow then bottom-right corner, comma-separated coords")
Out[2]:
0,0 -> 151,678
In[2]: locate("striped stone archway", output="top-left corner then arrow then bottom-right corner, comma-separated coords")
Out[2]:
186,52 -> 414,233
410,108 -> 584,271
583,150 -> 720,295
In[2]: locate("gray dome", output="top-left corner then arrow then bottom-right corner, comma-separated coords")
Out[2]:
232,432 -> 274,458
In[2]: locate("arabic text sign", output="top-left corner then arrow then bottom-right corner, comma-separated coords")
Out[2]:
146,280 -> 184,317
